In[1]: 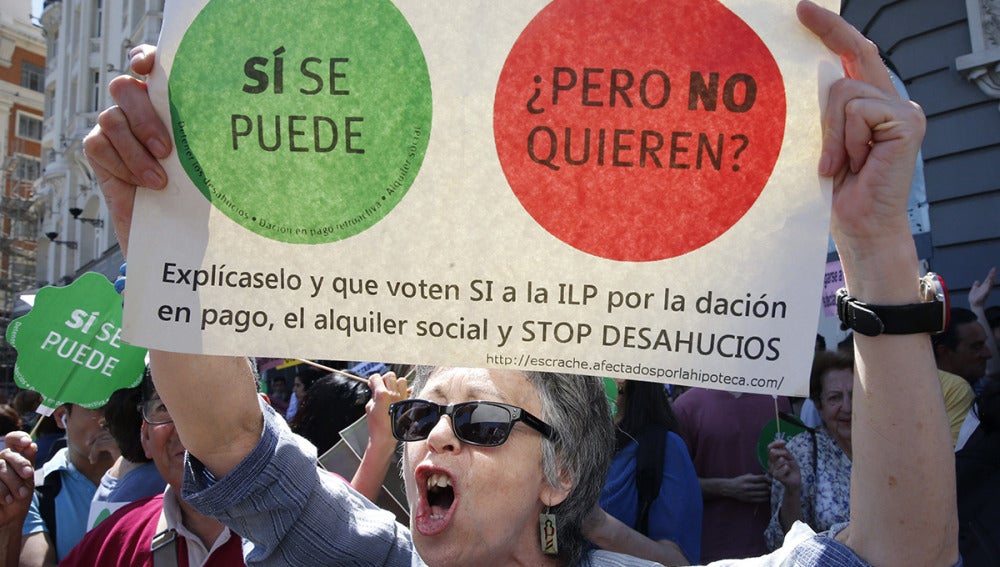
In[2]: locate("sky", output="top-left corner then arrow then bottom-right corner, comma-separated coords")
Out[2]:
31,0 -> 42,20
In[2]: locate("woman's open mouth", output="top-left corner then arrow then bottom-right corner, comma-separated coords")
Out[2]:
414,468 -> 458,536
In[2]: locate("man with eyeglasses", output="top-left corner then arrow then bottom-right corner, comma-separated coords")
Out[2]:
88,376 -> 167,523
57,373 -> 245,567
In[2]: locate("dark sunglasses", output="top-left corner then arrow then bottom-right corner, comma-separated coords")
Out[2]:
389,399 -> 556,447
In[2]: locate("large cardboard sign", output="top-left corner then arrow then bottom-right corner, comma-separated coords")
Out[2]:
125,0 -> 840,396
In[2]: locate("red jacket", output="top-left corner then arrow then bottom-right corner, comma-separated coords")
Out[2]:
60,494 -> 245,566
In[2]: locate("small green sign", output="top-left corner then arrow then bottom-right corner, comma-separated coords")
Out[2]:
5,272 -> 147,410
169,0 -> 432,244
756,413 -> 810,472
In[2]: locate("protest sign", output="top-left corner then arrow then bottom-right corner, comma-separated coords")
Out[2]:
318,415 -> 409,523
6,272 -> 147,413
123,0 -> 840,396
822,260 -> 844,317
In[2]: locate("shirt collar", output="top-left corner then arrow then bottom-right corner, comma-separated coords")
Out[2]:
162,485 -> 233,565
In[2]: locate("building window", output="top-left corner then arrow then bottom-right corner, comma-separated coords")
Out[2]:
20,62 -> 44,93
15,157 -> 41,181
92,72 -> 101,112
16,114 -> 43,141
93,0 -> 104,38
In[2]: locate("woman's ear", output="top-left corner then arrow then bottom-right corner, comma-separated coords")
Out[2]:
540,468 -> 573,508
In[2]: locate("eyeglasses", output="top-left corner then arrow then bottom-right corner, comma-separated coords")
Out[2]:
388,399 -> 556,447
139,398 -> 172,425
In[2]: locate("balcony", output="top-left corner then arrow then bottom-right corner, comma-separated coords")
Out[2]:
956,0 -> 1000,106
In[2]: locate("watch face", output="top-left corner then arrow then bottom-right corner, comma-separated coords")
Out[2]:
922,272 -> 950,332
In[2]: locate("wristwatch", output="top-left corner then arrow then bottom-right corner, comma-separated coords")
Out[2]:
836,272 -> 949,337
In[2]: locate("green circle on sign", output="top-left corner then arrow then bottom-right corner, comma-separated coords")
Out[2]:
169,0 -> 432,243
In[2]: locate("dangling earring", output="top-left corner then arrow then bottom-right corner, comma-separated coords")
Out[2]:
539,506 -> 558,555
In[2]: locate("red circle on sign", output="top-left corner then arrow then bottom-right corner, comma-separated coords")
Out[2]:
494,0 -> 786,261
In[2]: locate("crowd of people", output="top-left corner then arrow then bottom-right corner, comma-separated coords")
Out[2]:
0,2 -> 983,565
1,297 -> 991,566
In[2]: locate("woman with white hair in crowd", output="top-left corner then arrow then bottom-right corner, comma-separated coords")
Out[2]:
0,2 -> 959,566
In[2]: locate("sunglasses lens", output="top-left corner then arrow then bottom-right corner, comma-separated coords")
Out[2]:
453,403 -> 513,446
393,401 -> 441,441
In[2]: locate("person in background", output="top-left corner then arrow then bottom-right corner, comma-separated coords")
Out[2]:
345,372 -> 409,504
11,391 -> 64,468
12,390 -> 41,433
288,373 -> 371,456
593,379 -> 702,564
934,307 -> 988,446
938,366 -> 976,447
58,370 -> 245,566
89,377 -> 167,525
21,403 -> 119,565
765,351 -> 854,549
265,376 -> 289,418
955,377 -> 1000,566
288,369 -> 409,504
798,334 -> 837,429
986,306 -> 1000,351
969,267 -> 999,383
935,307 -> 993,393
673,389 -> 791,561
284,370 -> 321,421
836,333 -> 853,353
0,405 -> 23,451
31,416 -> 66,470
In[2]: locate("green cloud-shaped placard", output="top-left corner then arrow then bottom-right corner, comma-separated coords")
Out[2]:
756,413 -> 810,472
5,272 -> 147,410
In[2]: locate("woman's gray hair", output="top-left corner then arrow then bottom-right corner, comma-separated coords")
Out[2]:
412,367 -> 614,565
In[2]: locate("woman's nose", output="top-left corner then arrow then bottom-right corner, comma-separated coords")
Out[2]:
426,415 -> 460,454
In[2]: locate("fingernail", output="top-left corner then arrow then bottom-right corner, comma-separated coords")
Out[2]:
819,153 -> 832,176
129,51 -> 144,69
4,496 -> 11,505
147,139 -> 169,158
18,487 -> 29,498
143,169 -> 164,188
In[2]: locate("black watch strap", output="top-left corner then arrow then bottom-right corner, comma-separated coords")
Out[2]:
836,289 -> 945,337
